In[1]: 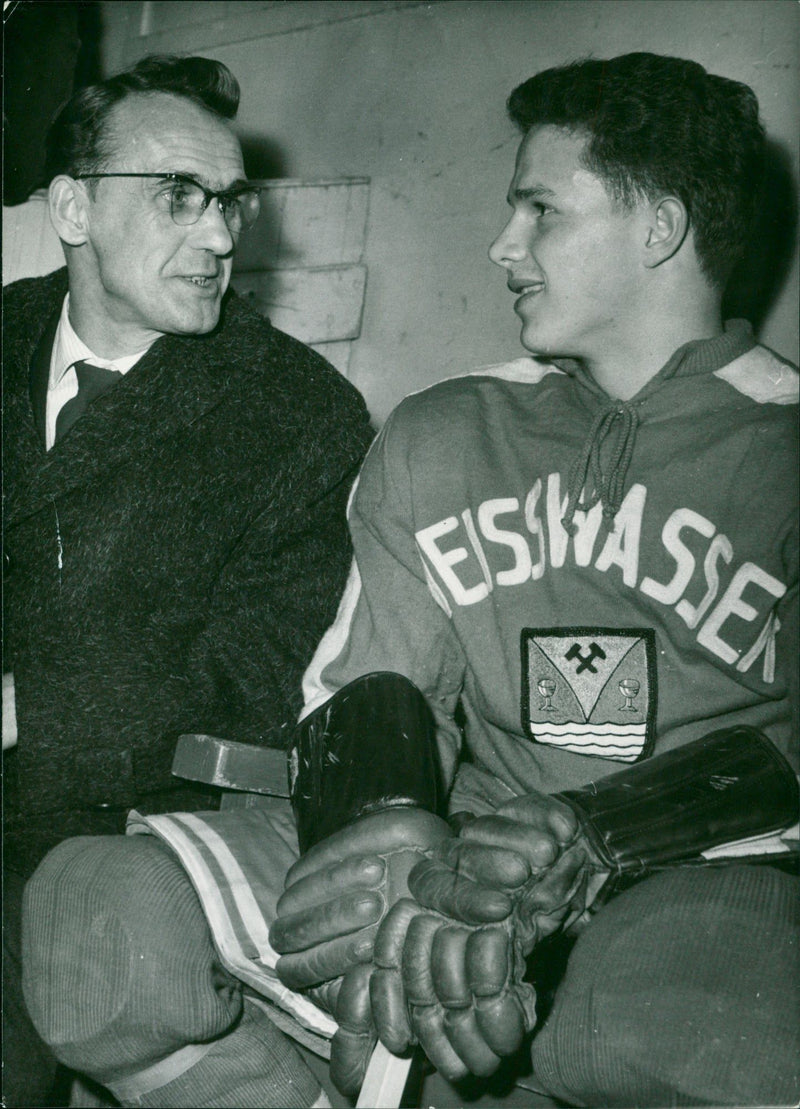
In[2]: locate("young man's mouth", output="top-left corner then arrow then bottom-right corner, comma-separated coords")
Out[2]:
513,281 -> 545,307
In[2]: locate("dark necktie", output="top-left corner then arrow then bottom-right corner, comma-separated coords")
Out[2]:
55,359 -> 122,442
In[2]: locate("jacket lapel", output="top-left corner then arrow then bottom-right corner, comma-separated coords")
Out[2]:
5,275 -> 267,527
28,309 -> 60,446
9,333 -> 233,524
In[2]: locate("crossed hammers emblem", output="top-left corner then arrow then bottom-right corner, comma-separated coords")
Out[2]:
564,641 -> 607,674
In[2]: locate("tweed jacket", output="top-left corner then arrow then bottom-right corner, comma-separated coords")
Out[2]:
3,268 -> 373,875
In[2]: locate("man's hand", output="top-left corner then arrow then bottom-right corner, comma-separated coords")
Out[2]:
364,731 -> 799,1086
270,807 -> 450,987
411,793 -> 601,949
362,791 -> 602,1082
269,806 -> 451,1094
367,897 -> 537,1082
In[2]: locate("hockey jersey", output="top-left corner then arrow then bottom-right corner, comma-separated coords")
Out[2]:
303,322 -> 798,811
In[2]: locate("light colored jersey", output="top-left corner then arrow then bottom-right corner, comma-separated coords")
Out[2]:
304,323 -> 798,810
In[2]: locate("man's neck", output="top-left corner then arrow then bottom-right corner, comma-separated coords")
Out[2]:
582,301 -> 724,401
66,273 -> 161,360
56,295 -> 151,375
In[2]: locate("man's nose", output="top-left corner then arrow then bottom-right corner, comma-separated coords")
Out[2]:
191,199 -> 236,255
489,217 -> 526,268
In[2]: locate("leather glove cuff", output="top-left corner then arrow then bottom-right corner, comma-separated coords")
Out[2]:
556,725 -> 798,880
290,673 -> 443,852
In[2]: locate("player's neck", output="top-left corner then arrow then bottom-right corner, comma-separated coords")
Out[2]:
584,296 -> 723,402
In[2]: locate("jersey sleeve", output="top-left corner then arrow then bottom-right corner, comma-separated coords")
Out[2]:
300,407 -> 467,792
775,543 -> 799,768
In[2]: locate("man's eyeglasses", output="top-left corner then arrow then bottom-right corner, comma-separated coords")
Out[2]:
73,172 -> 262,233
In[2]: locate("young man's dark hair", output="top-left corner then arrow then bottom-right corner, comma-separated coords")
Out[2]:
507,52 -> 765,287
45,54 -> 240,181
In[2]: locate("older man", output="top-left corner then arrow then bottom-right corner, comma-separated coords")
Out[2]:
3,54 -> 371,1107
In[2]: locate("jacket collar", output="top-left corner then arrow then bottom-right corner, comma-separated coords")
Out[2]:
5,269 -> 270,525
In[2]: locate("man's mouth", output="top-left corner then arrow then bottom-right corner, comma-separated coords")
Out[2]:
181,275 -> 220,293
511,280 -> 545,307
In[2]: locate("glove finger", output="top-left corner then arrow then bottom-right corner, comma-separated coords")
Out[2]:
372,898 -> 425,1053
330,963 -> 377,1097
465,925 -> 512,996
410,1003 -> 469,1082
286,808 -> 450,883
495,795 -> 580,846
409,856 -> 515,925
443,1007 -> 503,1077
474,989 -> 532,1057
460,815 -> 562,870
466,928 -> 527,1057
402,914 -> 443,1006
269,890 -> 382,954
528,841 -> 590,907
371,966 -> 412,1055
430,925 -> 471,1008
435,838 -> 531,890
276,924 -> 377,989
430,926 -> 504,1076
277,855 -> 385,916
374,897 -> 425,969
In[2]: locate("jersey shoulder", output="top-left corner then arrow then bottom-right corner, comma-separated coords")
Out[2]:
714,344 -> 798,406
387,356 -> 565,438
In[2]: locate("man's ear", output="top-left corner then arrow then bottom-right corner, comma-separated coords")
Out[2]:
48,176 -> 92,246
643,196 -> 689,268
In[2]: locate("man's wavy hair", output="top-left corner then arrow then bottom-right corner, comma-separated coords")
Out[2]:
507,53 -> 765,288
45,54 -> 240,183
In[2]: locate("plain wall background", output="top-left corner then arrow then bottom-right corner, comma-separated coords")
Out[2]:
103,0 -> 799,423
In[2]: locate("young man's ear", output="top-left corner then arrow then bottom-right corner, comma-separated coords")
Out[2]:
48,176 -> 92,246
643,196 -> 689,268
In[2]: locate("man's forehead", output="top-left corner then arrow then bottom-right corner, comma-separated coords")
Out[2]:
510,125 -> 610,202
106,93 -> 245,185
514,126 -> 588,177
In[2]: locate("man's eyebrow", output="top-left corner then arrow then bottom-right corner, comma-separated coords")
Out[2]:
510,185 -> 557,204
157,171 -> 253,192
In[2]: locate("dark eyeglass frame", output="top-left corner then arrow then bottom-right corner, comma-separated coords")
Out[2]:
73,172 -> 262,231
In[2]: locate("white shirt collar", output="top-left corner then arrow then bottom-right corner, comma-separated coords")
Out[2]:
50,294 -> 153,387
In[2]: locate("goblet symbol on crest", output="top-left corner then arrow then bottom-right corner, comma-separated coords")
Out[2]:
538,676 -> 556,711
619,678 -> 640,712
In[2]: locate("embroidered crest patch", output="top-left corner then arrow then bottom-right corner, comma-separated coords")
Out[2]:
521,627 -> 657,762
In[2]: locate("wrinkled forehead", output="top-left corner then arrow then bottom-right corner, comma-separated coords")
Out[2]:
103,92 -> 245,188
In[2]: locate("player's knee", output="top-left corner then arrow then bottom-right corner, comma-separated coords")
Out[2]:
532,866 -> 800,1107
23,835 -> 242,1074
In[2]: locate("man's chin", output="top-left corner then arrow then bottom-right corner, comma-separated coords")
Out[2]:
165,301 -> 223,336
519,323 -> 552,358
519,322 -> 575,362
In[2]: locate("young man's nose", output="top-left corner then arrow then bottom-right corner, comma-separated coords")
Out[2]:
489,219 -> 527,268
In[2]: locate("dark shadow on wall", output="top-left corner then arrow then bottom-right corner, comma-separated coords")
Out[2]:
3,0 -> 103,205
722,139 -> 798,334
238,132 -> 291,182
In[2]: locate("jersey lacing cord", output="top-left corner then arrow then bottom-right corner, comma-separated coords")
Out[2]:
562,403 -> 640,535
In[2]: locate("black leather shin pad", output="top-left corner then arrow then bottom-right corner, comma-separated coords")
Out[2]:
558,725 -> 798,880
290,672 -> 443,853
